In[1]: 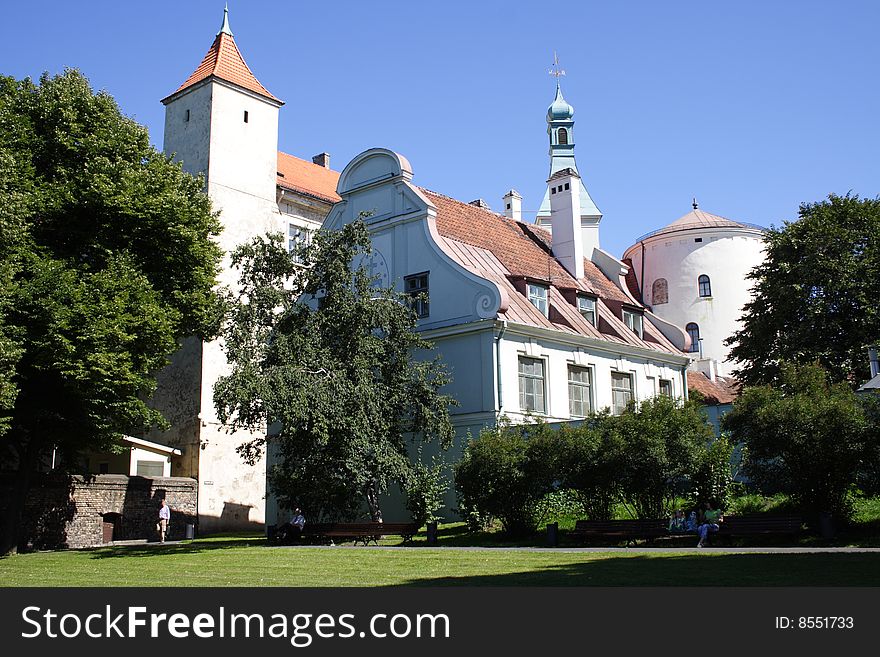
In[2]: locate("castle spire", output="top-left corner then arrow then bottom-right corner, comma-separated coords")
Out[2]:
218,3 -> 233,36
162,5 -> 281,105
536,60 -> 601,234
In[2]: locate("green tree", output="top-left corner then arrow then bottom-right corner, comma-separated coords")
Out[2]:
612,396 -> 713,518
213,220 -> 454,523
727,193 -> 880,387
0,70 -> 222,554
723,362 -> 877,520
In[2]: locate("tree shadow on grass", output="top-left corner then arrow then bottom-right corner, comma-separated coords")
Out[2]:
85,534 -> 269,559
392,553 -> 880,587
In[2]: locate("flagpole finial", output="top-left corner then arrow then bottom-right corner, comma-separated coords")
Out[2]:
548,51 -> 566,83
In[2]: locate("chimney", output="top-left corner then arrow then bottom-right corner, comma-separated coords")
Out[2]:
469,199 -> 490,209
502,189 -> 522,221
548,168 -> 583,279
312,152 -> 330,169
869,345 -> 879,378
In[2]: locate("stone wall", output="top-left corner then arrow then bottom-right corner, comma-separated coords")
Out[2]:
5,473 -> 197,549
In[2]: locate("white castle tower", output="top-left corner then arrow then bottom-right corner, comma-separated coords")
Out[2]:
622,201 -> 765,378
149,7 -> 285,532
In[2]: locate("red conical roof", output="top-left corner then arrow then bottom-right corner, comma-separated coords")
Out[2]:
163,30 -> 281,104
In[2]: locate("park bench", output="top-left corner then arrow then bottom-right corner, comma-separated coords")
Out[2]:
713,514 -> 804,542
301,522 -> 420,546
569,519 -> 669,546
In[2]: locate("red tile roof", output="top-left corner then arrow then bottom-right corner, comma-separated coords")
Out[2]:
277,151 -> 340,204
687,371 -> 739,405
422,189 -> 682,356
165,32 -> 281,104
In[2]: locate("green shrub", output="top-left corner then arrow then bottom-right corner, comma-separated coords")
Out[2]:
535,489 -> 587,529
690,435 -> 736,510
454,421 -> 555,535
404,448 -> 448,527
612,396 -> 714,518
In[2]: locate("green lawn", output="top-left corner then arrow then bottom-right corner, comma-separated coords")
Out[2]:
1,536 -> 878,586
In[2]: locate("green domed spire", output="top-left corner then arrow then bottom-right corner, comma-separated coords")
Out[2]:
547,83 -> 575,121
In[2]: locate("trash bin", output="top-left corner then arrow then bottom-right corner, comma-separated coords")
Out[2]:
818,512 -> 834,539
546,522 -> 559,547
426,522 -> 438,545
185,523 -> 195,540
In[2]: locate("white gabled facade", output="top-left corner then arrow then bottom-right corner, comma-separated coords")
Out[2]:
322,148 -> 690,520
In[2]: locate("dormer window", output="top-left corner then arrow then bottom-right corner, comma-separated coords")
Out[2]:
622,309 -> 643,338
577,295 -> 596,326
527,283 -> 548,317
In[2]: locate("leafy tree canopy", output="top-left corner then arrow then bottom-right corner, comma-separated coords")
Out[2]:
727,193 -> 880,387
0,70 -> 222,553
722,362 -> 879,520
214,219 -> 454,522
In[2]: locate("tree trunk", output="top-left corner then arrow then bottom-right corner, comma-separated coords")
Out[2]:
365,481 -> 383,523
0,435 -> 41,556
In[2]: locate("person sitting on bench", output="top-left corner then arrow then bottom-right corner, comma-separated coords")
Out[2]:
697,502 -> 722,547
278,508 -> 306,543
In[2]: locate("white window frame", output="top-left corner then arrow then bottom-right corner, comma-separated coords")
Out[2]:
659,378 -> 673,398
622,309 -> 643,338
611,371 -> 634,415
527,283 -> 549,317
577,295 -> 596,326
288,224 -> 312,263
568,365 -> 593,418
518,356 -> 547,414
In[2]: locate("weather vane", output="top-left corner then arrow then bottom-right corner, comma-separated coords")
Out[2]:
548,51 -> 566,80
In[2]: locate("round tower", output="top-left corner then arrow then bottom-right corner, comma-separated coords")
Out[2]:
623,203 -> 765,377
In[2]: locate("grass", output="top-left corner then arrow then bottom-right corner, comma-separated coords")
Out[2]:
1,534 -> 879,587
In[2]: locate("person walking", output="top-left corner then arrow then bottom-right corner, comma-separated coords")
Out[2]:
158,499 -> 171,543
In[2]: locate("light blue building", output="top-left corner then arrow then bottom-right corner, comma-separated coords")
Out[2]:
303,85 -> 693,521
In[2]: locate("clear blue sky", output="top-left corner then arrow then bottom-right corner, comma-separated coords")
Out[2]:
2,0 -> 878,256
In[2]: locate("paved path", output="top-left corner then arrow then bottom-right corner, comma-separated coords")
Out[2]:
272,544 -> 880,554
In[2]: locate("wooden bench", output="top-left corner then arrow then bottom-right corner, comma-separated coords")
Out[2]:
715,514 -> 803,541
569,519 -> 670,546
301,522 -> 420,546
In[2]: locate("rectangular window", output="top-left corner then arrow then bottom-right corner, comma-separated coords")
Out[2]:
659,379 -> 673,398
404,273 -> 430,318
288,224 -> 311,263
243,110 -> 249,123
622,309 -> 643,338
518,357 -> 546,414
527,284 -> 548,317
136,460 -> 165,477
611,371 -> 634,415
184,109 -> 190,122
568,366 -> 593,418
577,295 -> 596,326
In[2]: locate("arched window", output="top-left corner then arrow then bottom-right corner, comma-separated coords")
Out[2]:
557,128 -> 568,145
698,274 -> 712,297
652,278 -> 668,305
686,323 -> 700,353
